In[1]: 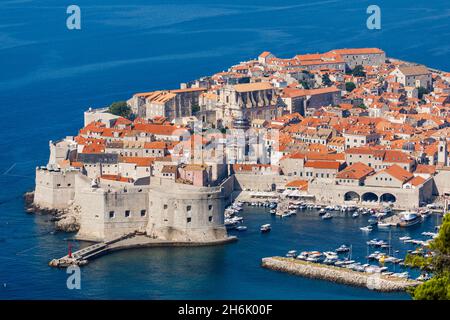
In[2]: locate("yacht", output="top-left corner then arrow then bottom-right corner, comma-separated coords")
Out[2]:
352,212 -> 359,218
235,225 -> 247,231
268,202 -> 277,209
322,212 -> 333,220
260,224 -> 271,233
319,208 -> 326,215
360,225 -> 373,232
419,208 -> 431,217
399,236 -> 411,241
416,273 -> 431,281
399,211 -> 423,227
286,250 -> 297,258
281,212 -> 293,218
323,251 -> 338,259
305,252 -> 323,263
296,253 -> 307,260
335,245 -> 350,253
377,221 -> 391,228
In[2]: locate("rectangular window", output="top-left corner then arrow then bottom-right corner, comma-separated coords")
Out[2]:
140,210 -> 146,217
187,205 -> 192,212
125,210 -> 130,217
187,217 -> 192,223
208,216 -> 213,222
208,205 -> 213,211
109,211 -> 115,218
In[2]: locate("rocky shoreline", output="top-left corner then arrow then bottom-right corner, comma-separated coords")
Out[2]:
24,191 -> 80,233
262,256 -> 420,292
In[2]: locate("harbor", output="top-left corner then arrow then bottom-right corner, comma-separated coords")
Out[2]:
225,200 -> 443,291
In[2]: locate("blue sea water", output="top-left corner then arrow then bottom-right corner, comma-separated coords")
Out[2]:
0,0 -> 448,299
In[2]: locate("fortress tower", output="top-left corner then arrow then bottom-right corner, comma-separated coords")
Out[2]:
438,137 -> 448,167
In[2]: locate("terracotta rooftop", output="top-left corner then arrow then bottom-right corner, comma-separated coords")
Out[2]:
336,162 -> 374,180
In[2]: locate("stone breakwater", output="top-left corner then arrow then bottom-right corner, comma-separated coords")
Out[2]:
261,257 -> 420,292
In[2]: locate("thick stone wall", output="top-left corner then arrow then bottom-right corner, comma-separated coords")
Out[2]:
233,173 -> 290,192
146,178 -> 227,242
34,168 -> 77,210
75,185 -> 149,241
434,169 -> 450,196
308,180 -> 427,210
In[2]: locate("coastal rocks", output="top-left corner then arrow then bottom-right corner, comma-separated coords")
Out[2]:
24,192 -> 81,232
54,205 -> 81,232
24,191 -> 34,210
49,258 -> 88,268
261,257 -> 420,292
24,192 -> 61,215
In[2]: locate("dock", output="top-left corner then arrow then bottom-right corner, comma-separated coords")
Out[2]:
380,214 -> 401,226
261,257 -> 420,292
49,232 -> 237,268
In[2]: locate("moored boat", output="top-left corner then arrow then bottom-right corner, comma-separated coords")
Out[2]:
360,225 -> 373,232
398,211 -> 423,227
260,224 -> 271,233
335,244 -> 350,253
322,212 -> 332,220
286,250 -> 297,258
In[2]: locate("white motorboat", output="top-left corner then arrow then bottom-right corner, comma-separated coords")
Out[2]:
323,251 -> 338,259
286,250 -> 298,258
281,212 -> 293,218
296,253 -> 307,260
416,273 -> 431,281
235,225 -> 247,231
399,236 -> 411,241
360,225 -> 373,232
377,222 -> 391,228
335,245 -> 350,253
260,224 -> 271,233
322,213 -> 333,220
352,212 -> 359,218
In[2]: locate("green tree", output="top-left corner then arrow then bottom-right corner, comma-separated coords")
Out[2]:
345,82 -> 356,92
418,87 -> 430,100
301,81 -> 310,89
410,272 -> 450,300
351,65 -> 366,77
407,214 -> 450,300
108,101 -> 131,119
357,103 -> 367,109
192,104 -> 200,114
322,74 -> 332,87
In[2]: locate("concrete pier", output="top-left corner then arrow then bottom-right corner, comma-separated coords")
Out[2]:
261,257 -> 420,292
49,232 -> 237,268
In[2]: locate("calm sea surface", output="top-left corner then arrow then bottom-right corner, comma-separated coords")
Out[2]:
0,0 -> 448,299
